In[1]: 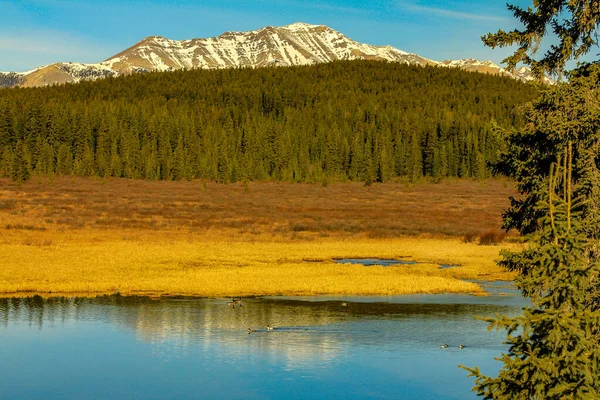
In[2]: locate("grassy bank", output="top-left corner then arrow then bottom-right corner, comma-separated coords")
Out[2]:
0,177 -> 519,297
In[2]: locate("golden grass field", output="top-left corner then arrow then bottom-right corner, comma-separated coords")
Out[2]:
0,177 -> 520,298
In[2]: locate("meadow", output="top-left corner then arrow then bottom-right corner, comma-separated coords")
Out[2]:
0,177 -> 520,298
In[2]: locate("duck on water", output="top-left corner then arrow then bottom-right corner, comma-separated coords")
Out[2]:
440,344 -> 466,349
247,325 -> 274,334
227,298 -> 242,308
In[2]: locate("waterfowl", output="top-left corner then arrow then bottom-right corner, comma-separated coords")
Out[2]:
227,301 -> 235,308
341,302 -> 348,307
458,344 -> 465,349
267,324 -> 273,331
440,344 -> 449,349
233,297 -> 242,306
247,328 -> 253,334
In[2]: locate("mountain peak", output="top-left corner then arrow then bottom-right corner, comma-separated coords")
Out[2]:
143,35 -> 166,40
0,23 -> 551,88
282,22 -> 324,30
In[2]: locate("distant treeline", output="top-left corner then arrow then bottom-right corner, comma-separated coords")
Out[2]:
0,60 -> 539,182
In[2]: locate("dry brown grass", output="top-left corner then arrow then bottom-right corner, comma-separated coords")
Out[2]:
0,177 -> 517,239
478,230 -> 507,246
0,177 -> 520,298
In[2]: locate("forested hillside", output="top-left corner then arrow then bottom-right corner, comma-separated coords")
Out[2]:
0,60 -> 539,183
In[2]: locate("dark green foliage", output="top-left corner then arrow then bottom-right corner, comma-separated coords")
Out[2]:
483,0 -> 600,77
10,140 -> 31,182
462,146 -> 600,398
465,65 -> 600,398
493,64 -> 600,235
497,63 -> 600,314
473,4 -> 600,395
0,61 -> 538,183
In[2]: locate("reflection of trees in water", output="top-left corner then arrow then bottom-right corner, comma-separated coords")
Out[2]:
0,296 -> 519,328
0,296 -> 519,366
0,296 -> 82,330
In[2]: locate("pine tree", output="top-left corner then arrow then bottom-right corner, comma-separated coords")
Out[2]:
172,133 -> 187,181
56,143 -> 73,175
109,140 -> 122,177
158,131 -> 172,181
482,0 -> 600,78
461,144 -> 600,398
78,142 -> 96,177
142,143 -> 159,180
494,66 -> 600,235
0,104 -> 15,148
0,60 -> 537,183
35,140 -> 55,178
10,140 -> 32,182
463,2 -> 600,396
0,146 -> 14,177
408,130 -> 422,182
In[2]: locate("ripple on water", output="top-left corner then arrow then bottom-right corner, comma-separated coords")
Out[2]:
0,294 -> 526,399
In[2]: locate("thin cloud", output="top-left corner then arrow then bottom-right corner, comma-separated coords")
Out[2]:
0,37 -> 72,56
0,30 -> 108,58
400,2 -> 510,23
0,29 -> 116,72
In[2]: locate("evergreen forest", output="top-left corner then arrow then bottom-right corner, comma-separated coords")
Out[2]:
0,60 -> 539,183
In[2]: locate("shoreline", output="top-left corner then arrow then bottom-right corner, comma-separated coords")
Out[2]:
1,177 -> 519,299
0,234 -> 517,299
0,278 -> 517,300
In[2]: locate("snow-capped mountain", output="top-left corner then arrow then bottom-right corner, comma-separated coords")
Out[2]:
440,58 -> 554,85
0,23 -> 548,88
0,71 -> 26,88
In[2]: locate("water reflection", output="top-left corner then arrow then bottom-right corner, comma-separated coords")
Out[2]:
333,258 -> 457,269
0,293 -> 527,399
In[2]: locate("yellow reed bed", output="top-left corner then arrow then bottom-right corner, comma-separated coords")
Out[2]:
0,229 -> 517,298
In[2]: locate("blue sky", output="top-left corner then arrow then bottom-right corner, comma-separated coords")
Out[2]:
0,0 -> 594,72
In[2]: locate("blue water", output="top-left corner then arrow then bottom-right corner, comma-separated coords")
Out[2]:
334,258 -> 458,269
0,289 -> 527,399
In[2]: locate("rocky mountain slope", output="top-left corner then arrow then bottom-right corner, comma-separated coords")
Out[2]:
0,22 -> 549,88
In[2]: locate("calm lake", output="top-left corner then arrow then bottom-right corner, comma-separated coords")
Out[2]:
0,284 -> 526,399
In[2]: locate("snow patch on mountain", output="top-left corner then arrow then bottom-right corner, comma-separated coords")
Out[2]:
1,22 -> 551,88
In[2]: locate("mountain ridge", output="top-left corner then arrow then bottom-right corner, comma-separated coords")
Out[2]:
0,22 -> 551,88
